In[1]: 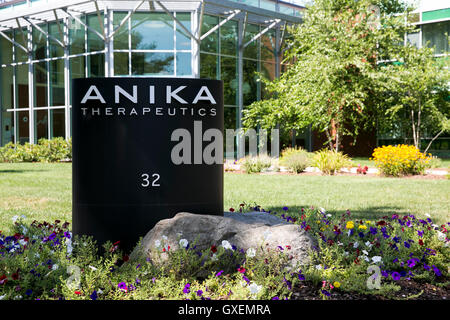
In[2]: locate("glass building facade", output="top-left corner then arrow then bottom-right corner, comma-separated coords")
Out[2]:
0,0 -> 304,147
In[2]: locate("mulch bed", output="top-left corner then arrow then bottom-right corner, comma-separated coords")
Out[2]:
290,279 -> 449,300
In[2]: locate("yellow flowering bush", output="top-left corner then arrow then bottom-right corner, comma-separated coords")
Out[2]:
371,145 -> 431,177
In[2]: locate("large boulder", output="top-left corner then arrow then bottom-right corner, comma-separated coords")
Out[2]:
133,211 -> 317,267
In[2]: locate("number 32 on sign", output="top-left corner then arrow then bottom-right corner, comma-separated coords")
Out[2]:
141,173 -> 160,187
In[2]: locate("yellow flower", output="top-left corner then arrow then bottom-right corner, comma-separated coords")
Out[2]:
346,221 -> 354,229
333,281 -> 341,288
358,225 -> 367,230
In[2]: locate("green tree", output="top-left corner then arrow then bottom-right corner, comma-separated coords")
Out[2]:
382,45 -> 450,153
242,0 -> 413,152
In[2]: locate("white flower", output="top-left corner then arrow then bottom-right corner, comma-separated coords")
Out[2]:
360,255 -> 369,262
326,214 -> 332,218
179,239 -> 189,248
343,252 -> 349,256
66,244 -> 73,256
35,253 -> 40,258
353,242 -> 359,248
221,240 -> 232,250
52,264 -> 59,271
437,231 -> 446,242
154,240 -> 161,248
362,250 -> 369,256
365,241 -> 372,248
162,235 -> 168,241
18,239 -> 27,246
0,295 -> 5,300
211,254 -> 218,261
14,295 -> 22,300
97,289 -> 103,295
337,241 -> 344,246
347,230 -> 352,237
246,247 -> 256,258
12,215 -> 19,223
248,283 -> 262,295
315,264 -> 322,270
371,256 -> 382,264
89,265 -> 97,271
21,226 -> 28,235
425,213 -> 431,218
319,208 -> 326,214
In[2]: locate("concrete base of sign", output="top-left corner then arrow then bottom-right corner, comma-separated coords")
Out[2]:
132,211 -> 317,268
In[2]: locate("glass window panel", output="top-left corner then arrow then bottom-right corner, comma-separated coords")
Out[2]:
224,107 -> 237,130
1,66 -> 14,109
221,57 -> 237,106
131,12 -> 173,50
33,25 -> 47,60
406,32 -> 420,48
16,64 -> 29,108
34,61 -> 47,107
113,11 -> 129,50
69,17 -> 86,55
422,21 -> 450,54
51,109 -> 65,138
200,15 -> 218,53
114,52 -> 129,76
200,53 -> 218,79
243,59 -> 258,106
260,0 -> 275,11
87,14 -> 104,52
49,22 -> 64,58
131,52 -> 174,76
244,24 -> 259,59
50,59 -> 65,106
88,54 -> 105,77
0,31 -> 13,65
176,52 -> 192,76
70,56 -> 85,79
17,110 -> 29,144
1,111 -> 14,145
176,12 -> 191,50
220,19 -> 238,56
35,109 -> 48,141
261,29 -> 275,62
261,62 -> 275,99
15,28 -> 28,63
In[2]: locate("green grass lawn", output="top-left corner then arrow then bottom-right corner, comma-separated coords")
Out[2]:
0,163 -> 449,233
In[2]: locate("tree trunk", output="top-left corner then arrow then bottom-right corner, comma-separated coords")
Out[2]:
335,129 -> 340,153
325,129 -> 334,150
424,129 -> 444,154
411,110 -> 417,148
416,98 -> 421,150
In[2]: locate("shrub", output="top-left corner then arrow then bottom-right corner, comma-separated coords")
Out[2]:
0,138 -> 72,163
241,155 -> 273,174
371,145 -> 431,177
280,147 -> 311,173
312,149 -> 352,175
425,156 -> 442,169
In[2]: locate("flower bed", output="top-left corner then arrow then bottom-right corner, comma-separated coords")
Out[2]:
0,206 -> 448,300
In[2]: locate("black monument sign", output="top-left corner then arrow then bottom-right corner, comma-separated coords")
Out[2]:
72,78 -> 224,252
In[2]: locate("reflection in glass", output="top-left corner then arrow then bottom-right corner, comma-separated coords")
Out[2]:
88,54 -> 105,77
131,52 -> 174,75
0,31 -> 13,65
113,12 -> 129,50
261,29 -> 275,62
1,111 -> 14,145
18,111 -> 29,144
50,59 -> 65,106
114,52 -> 129,75
176,13 -> 191,51
34,61 -> 48,107
224,107 -> 237,130
176,52 -> 192,76
51,109 -> 65,138
69,17 -> 86,55
87,14 -> 104,52
244,24 -> 259,59
221,57 -> 237,106
220,19 -> 238,56
17,65 -> 29,108
243,59 -> 258,106
422,21 -> 450,54
49,22 -> 64,58
200,53 -> 218,79
35,110 -> 48,141
33,25 -> 47,60
201,15 -> 218,53
1,66 -> 13,109
131,13 -> 173,50
15,28 -> 28,63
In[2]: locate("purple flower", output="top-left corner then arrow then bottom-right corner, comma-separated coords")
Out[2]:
90,291 -> 98,300
243,275 -> 250,284
118,282 -> 127,291
272,296 -> 280,300
283,207 -> 289,211
393,236 -> 400,243
64,232 -> 71,239
404,241 -> 410,248
196,290 -> 203,297
432,265 -> 442,277
391,272 -> 401,281
183,283 -> 191,294
406,258 -> 418,268
423,264 -> 431,271
216,270 -> 224,277
369,227 -> 377,235
417,230 -> 424,237
321,290 -> 331,296
358,232 -> 365,238
381,270 -> 389,277
25,289 -> 32,296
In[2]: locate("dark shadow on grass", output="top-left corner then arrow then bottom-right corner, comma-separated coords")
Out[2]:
0,169 -> 48,173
